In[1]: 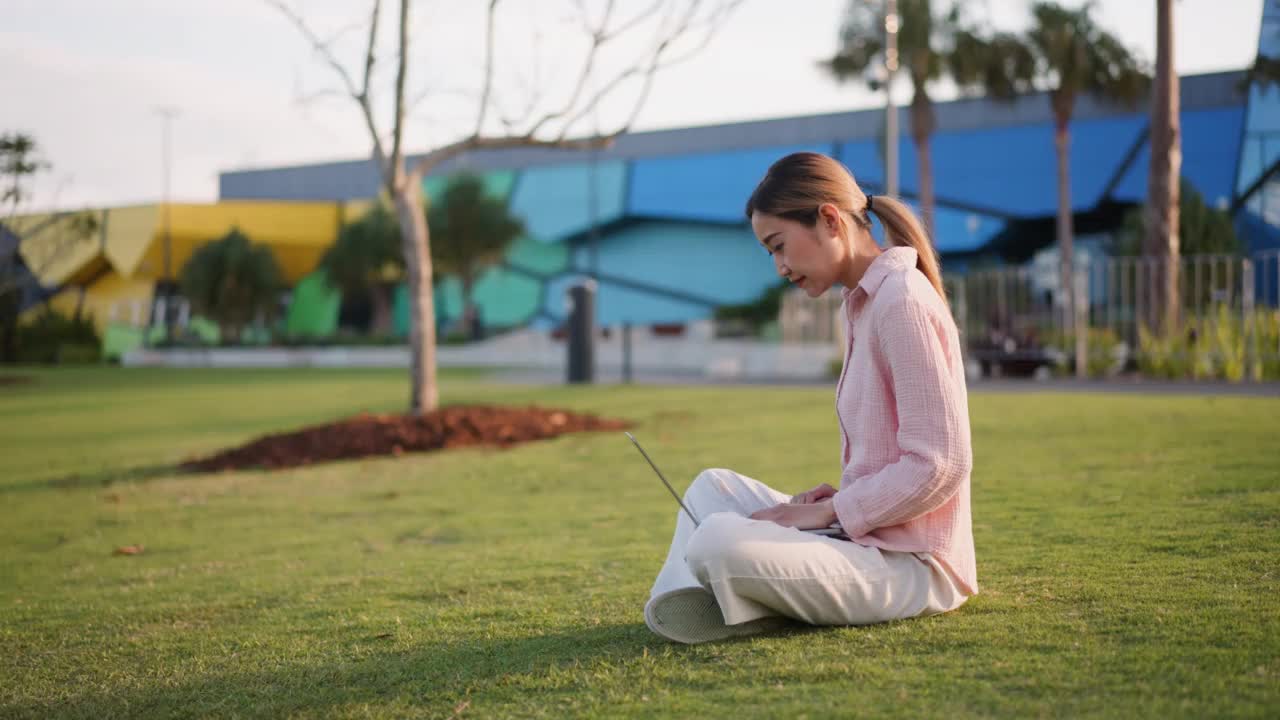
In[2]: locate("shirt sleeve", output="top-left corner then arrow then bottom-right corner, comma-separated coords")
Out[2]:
831,293 -> 972,538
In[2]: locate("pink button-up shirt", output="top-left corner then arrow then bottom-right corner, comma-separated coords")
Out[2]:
830,246 -> 978,595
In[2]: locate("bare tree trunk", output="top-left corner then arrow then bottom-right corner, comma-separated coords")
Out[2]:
1145,0 -> 1181,336
1055,122 -> 1086,378
393,179 -> 438,414
370,283 -> 392,335
910,85 -> 936,242
916,134 -> 935,243
267,0 -> 737,411
460,274 -> 477,340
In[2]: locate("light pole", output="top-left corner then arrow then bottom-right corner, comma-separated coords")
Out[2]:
884,0 -> 900,197
154,106 -> 180,342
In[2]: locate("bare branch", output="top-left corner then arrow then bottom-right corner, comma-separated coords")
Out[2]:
400,0 -> 739,180
525,0 -> 632,138
361,0 -> 382,101
389,0 -> 409,186
412,133 -> 614,178
601,0 -> 664,42
265,0 -> 391,178
534,0 -> 740,140
473,0 -> 501,136
323,19 -> 366,52
264,0 -> 362,98
495,75 -> 546,133
408,84 -> 479,115
294,86 -> 350,107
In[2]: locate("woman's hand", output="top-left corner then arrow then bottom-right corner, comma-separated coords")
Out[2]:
789,482 -> 837,505
750,499 -> 838,530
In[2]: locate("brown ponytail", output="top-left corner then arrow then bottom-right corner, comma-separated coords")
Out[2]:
865,195 -> 947,305
746,152 -> 946,306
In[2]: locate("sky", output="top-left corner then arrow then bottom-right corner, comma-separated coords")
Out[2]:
1,0 -> 1265,211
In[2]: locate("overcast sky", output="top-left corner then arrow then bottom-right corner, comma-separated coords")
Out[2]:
1,0 -> 1264,211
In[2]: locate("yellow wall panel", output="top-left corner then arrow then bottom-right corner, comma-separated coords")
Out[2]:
135,232 -> 327,285
169,201 -> 342,247
17,272 -> 155,333
102,205 -> 162,278
15,210 -> 107,286
17,201 -> 344,287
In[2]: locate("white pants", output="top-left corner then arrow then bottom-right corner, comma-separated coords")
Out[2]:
650,468 -> 967,626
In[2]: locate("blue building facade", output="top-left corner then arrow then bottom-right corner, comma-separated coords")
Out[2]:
222,46 -> 1278,332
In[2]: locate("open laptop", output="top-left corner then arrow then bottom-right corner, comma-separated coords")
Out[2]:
624,432 -> 846,537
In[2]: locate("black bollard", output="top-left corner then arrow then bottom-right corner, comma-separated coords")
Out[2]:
566,280 -> 596,384
622,321 -> 632,384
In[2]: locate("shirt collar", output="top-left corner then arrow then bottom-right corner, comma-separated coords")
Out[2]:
840,246 -> 919,301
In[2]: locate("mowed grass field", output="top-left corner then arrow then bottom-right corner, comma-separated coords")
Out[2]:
1,367 -> 1277,718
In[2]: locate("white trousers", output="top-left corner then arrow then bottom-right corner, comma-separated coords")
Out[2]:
650,468 -> 967,626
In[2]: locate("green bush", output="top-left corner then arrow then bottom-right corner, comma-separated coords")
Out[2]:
1046,327 -> 1126,378
1137,304 -> 1280,382
714,281 -> 790,336
14,310 -> 101,364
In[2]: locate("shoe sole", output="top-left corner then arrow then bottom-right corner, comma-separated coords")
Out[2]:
644,587 -> 786,644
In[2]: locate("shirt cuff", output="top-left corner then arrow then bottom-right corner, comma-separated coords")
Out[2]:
832,487 -> 870,538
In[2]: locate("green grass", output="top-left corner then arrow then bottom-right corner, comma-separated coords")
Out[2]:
1,367 -> 1277,718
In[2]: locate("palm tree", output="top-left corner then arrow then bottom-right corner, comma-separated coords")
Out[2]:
179,228 -> 283,343
825,1 -> 1034,241
320,204 -> 403,335
825,0 -> 948,238
1144,0 -> 1180,336
427,174 -> 524,340
1025,1 -> 1147,377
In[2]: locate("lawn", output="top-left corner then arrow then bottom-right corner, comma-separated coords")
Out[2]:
1,367 -> 1277,718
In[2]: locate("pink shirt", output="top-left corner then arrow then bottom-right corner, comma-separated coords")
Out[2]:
830,246 -> 978,596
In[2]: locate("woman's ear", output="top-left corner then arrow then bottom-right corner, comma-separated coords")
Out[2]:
818,203 -> 842,236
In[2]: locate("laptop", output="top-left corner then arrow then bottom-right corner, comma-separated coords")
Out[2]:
624,432 -> 846,537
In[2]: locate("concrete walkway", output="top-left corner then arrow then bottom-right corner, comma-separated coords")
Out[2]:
490,367 -> 1280,396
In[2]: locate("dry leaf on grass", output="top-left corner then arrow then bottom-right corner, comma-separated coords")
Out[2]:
113,545 -> 144,556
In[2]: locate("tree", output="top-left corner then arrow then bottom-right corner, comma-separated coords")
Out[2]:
1115,180 -> 1239,258
267,0 -> 739,414
1025,1 -> 1148,377
1,133 -> 98,362
320,204 -> 403,335
1245,2 -> 1280,91
824,1 -> 1035,241
427,174 -> 524,340
826,0 -> 947,237
178,228 -> 283,343
1144,0 -> 1180,336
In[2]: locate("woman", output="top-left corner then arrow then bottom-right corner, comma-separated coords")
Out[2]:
644,152 -> 976,644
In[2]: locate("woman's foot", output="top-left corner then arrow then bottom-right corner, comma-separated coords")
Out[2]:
644,587 -> 788,644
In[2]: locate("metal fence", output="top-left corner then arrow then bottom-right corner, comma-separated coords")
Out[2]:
781,251 -> 1280,380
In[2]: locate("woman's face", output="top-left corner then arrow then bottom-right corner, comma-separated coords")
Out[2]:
750,204 -> 845,298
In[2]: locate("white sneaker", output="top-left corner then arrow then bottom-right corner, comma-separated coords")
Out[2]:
643,587 -> 788,644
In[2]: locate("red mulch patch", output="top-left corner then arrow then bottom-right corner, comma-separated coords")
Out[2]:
181,405 -> 632,473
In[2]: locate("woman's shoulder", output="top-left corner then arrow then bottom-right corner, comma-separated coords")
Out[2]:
870,266 -> 949,322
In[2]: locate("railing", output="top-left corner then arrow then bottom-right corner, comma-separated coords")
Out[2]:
780,252 -> 1280,381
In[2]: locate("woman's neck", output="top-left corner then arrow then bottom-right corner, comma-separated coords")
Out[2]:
837,235 -> 882,290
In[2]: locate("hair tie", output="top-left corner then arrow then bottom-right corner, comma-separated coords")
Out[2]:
866,194 -> 875,212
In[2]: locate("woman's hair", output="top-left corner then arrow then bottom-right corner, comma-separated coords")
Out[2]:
744,152 -> 946,304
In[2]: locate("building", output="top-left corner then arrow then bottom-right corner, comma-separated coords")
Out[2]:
219,67 -> 1275,335
10,4 -> 1280,355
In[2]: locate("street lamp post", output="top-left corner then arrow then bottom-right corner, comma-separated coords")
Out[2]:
155,106 -> 180,342
884,0 -> 900,197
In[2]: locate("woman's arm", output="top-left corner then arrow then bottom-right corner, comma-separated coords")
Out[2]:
831,294 -> 972,538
